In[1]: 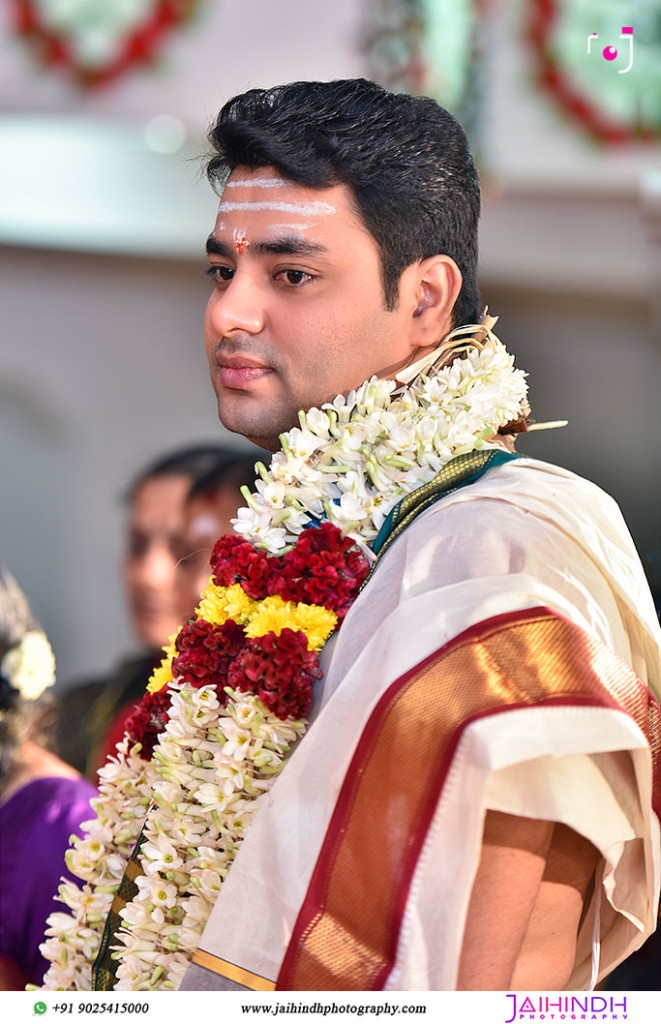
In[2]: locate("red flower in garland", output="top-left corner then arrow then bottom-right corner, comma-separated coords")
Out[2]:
210,535 -> 274,600
172,618 -> 246,691
123,524 -> 368,757
268,522 -> 370,620
228,628 -> 322,720
124,688 -> 173,761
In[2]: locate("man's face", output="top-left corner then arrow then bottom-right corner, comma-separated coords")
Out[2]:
124,475 -> 191,648
176,489 -> 243,616
204,167 -> 417,449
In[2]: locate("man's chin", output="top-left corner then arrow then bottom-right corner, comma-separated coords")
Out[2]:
136,621 -> 177,651
216,401 -> 298,451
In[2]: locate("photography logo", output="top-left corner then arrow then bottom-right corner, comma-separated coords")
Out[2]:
505,994 -> 628,1022
587,26 -> 634,72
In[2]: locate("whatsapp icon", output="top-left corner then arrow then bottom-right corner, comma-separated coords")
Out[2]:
33,1003 -> 47,1016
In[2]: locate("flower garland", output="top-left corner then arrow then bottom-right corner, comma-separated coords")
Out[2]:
40,323 -> 529,991
1,630 -> 55,701
233,329 -> 528,554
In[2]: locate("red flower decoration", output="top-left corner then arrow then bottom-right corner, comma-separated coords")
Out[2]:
526,0 -> 658,144
11,0 -> 201,91
124,524 -> 367,757
172,618 -> 245,691
124,688 -> 173,761
210,535 -> 274,600
228,629 -> 322,720
269,522 -> 370,619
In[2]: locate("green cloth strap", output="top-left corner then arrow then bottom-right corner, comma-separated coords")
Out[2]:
91,824 -> 148,991
371,449 -> 519,560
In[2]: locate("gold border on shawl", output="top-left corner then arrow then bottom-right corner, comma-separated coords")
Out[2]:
191,950 -> 276,991
124,860 -> 142,882
278,609 -> 660,990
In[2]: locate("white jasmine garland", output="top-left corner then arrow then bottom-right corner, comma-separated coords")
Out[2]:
109,685 -> 305,992
41,684 -> 305,991
40,743 -> 152,989
234,334 -> 528,553
40,322 -> 530,991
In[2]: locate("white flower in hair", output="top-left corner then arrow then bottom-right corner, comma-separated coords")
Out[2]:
1,630 -> 55,700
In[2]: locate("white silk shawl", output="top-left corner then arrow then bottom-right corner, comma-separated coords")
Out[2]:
181,458 -> 661,991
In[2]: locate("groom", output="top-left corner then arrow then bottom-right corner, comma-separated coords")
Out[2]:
181,79 -> 660,991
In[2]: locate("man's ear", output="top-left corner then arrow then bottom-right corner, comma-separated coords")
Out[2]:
405,255 -> 463,350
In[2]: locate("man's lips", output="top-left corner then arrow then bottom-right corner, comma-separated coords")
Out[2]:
219,365 -> 273,389
133,598 -> 172,621
216,353 -> 273,390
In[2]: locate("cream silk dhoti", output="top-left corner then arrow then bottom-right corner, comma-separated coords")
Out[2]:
180,458 -> 661,991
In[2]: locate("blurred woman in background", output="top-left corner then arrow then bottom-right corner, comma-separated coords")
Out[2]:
54,445 -> 256,778
0,563 -> 96,989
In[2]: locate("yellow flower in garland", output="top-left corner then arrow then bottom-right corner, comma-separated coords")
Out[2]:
146,635 -> 178,694
288,601 -> 338,650
245,595 -> 337,651
196,582 -> 256,626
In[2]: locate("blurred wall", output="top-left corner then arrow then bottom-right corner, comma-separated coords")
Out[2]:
478,0 -> 660,605
0,2 -> 365,127
0,0 -> 366,684
0,248 -> 227,682
1,0 -> 659,690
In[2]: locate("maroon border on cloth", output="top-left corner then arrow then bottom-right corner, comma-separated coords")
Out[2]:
276,606 -> 659,990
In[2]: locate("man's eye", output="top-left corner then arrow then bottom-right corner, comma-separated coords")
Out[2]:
275,269 -> 312,286
127,533 -> 149,559
205,265 -> 234,283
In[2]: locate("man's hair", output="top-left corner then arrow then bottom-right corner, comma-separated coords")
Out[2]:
124,444 -> 247,505
187,456 -> 257,504
207,78 -> 481,327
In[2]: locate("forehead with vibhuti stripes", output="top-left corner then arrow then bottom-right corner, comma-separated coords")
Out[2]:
216,171 -> 337,252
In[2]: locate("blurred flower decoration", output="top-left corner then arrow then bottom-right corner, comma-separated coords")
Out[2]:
363,0 -> 428,95
11,0 -> 202,88
527,0 -> 660,143
362,0 -> 488,148
1,630 -> 55,701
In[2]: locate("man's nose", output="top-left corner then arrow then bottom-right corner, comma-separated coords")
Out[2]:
136,543 -> 175,591
207,273 -> 265,336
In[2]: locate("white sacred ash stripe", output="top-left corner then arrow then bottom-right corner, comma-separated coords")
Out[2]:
268,223 -> 313,233
218,200 -> 336,216
224,178 -> 289,189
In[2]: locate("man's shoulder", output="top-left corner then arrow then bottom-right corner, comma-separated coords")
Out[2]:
59,651 -> 156,703
409,455 -> 623,536
52,652 -> 156,772
440,453 -> 610,500
350,454 -> 639,620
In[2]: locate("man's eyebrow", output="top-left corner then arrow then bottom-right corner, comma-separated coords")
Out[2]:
253,237 -> 327,256
206,234 -> 231,256
205,234 -> 328,257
